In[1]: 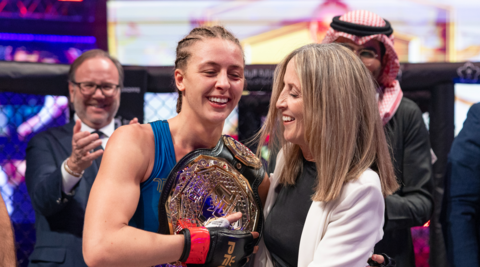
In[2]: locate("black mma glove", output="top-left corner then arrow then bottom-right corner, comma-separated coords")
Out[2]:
179,227 -> 255,267
368,253 -> 396,267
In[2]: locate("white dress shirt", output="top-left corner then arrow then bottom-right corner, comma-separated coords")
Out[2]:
61,114 -> 115,193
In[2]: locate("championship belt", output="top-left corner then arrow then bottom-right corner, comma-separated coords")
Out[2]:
157,135 -> 265,240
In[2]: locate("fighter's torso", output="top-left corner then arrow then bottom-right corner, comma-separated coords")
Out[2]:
157,134 -> 265,236
129,120 -> 176,232
130,120 -> 265,235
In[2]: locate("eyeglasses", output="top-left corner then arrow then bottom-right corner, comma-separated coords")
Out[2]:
339,43 -> 378,60
71,81 -> 120,97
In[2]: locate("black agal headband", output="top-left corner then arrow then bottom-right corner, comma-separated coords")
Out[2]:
330,16 -> 393,37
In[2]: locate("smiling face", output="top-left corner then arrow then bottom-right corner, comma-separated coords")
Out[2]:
69,56 -> 120,129
175,38 -> 244,127
334,37 -> 383,82
276,58 -> 307,150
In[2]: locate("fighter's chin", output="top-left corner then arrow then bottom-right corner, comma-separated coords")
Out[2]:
206,111 -> 231,125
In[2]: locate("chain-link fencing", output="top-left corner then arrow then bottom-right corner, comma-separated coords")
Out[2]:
0,92 -> 70,266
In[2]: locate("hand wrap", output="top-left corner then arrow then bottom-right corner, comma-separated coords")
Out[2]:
179,227 -> 255,267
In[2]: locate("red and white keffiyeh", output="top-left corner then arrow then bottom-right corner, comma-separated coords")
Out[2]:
322,10 -> 403,125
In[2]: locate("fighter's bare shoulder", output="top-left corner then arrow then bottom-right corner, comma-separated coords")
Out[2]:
101,123 -> 155,182
107,123 -> 154,151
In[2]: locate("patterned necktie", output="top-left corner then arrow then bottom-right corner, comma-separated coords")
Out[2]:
91,130 -> 104,167
91,130 -> 105,139
91,131 -> 105,148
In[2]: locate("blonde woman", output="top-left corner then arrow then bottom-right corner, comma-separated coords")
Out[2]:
254,43 -> 399,267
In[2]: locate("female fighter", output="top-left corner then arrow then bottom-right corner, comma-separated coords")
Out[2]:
83,26 -> 269,267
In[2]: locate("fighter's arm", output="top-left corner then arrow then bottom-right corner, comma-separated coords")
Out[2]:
83,124 -> 184,267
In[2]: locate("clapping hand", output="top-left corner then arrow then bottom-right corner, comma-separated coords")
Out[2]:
67,119 -> 104,174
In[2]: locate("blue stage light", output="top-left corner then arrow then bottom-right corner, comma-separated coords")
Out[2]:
0,33 -> 96,44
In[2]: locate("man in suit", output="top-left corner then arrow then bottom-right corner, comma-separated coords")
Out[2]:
25,49 -> 126,266
442,102 -> 480,266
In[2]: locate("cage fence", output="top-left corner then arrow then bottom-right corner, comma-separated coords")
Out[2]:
0,92 -> 70,266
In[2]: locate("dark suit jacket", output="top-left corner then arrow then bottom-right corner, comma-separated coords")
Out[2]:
25,121 -> 101,267
374,98 -> 434,267
442,103 -> 480,266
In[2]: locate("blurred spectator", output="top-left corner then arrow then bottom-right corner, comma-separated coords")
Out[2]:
13,47 -> 40,62
25,49 -> 126,266
322,10 -> 434,267
442,102 -> 480,266
0,191 -> 17,266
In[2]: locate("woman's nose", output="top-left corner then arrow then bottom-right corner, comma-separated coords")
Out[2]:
276,89 -> 287,109
216,72 -> 230,90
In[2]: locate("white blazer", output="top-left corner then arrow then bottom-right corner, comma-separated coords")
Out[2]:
254,150 -> 385,267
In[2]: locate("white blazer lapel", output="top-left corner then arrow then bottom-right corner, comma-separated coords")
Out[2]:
298,200 -> 331,267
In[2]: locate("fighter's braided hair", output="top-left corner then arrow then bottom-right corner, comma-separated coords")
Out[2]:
174,25 -> 243,113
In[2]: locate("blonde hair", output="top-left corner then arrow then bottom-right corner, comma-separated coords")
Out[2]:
257,43 -> 398,202
174,25 -> 244,113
